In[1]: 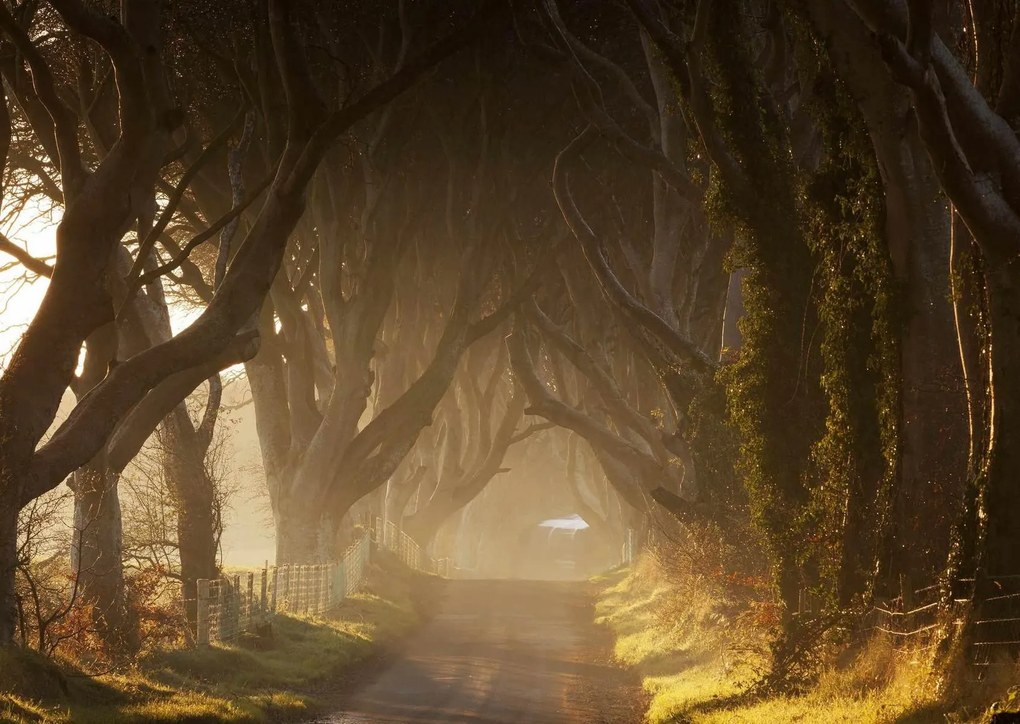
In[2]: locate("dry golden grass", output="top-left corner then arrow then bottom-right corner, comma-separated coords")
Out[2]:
591,554 -> 1015,724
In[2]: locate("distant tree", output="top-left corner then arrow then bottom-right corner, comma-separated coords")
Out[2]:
402,338 -> 551,548
242,32 -> 565,563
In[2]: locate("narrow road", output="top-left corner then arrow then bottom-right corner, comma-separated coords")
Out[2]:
320,579 -> 644,723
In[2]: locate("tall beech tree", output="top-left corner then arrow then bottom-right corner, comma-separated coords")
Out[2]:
0,3 -> 255,644
0,0 -> 501,647
847,0 -> 1020,647
620,3 -> 826,641
801,0 -> 967,600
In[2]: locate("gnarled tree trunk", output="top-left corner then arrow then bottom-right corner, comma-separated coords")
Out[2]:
161,403 -> 221,628
0,472 -> 18,646
70,460 -> 130,649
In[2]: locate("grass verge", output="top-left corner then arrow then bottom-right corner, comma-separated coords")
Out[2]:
595,554 -> 960,724
0,549 -> 432,723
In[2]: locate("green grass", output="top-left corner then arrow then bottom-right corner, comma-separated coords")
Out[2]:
595,555 -> 959,724
0,552 -> 428,723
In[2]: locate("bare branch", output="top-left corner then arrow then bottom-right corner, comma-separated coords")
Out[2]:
0,232 -> 52,278
0,4 -> 84,191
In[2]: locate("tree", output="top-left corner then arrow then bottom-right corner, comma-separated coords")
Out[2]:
849,0 -> 1020,651
803,0 -> 967,602
0,0 -> 502,647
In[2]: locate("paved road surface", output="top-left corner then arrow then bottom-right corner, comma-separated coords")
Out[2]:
318,579 -> 643,723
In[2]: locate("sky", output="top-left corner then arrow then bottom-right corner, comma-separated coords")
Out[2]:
0,208 -> 55,362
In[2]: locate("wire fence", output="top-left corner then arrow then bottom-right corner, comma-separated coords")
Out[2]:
866,588 -> 946,662
791,579 -> 945,654
622,528 -> 637,566
196,518 -> 637,646
195,519 -> 456,646
196,533 -> 372,645
963,575 -> 1020,669
864,577 -> 1020,664
373,518 -> 453,577
794,575 -> 1020,670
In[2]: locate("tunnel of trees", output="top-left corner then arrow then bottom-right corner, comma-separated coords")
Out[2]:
0,0 -> 1018,703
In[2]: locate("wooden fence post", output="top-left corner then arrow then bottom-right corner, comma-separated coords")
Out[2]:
309,565 -> 316,616
314,564 -> 322,615
307,565 -> 314,614
305,565 -> 313,615
326,562 -> 334,610
260,567 -> 269,624
231,575 -> 241,640
197,579 -> 210,646
246,573 -> 255,632
301,566 -> 310,619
